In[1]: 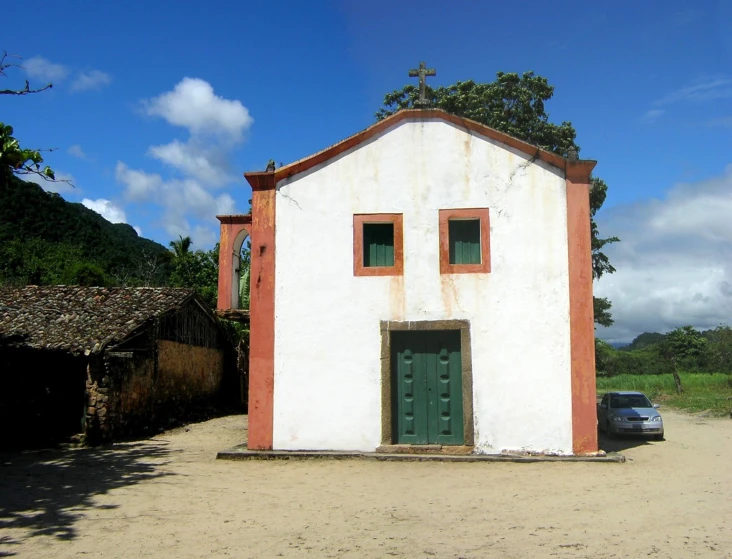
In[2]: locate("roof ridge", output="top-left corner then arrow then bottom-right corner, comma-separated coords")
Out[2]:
245,109 -> 596,190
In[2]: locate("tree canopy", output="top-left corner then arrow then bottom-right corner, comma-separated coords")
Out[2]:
1,51 -> 62,184
376,71 -> 619,326
659,326 -> 708,393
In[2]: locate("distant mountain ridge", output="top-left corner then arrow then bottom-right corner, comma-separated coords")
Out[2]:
0,176 -> 171,286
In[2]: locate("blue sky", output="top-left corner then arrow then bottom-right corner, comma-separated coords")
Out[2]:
3,0 -> 732,341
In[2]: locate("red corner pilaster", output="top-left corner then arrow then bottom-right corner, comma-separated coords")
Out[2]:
244,172 -> 276,450
216,215 -> 252,311
566,161 -> 598,455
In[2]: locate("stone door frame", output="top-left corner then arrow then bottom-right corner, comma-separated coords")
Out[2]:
380,320 -> 475,447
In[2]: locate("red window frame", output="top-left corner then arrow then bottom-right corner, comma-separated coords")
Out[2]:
439,208 -> 491,274
353,213 -> 404,277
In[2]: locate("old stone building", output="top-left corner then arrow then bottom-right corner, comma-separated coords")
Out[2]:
0,286 -> 235,446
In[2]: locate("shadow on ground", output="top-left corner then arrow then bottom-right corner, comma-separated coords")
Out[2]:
0,441 -> 176,556
597,429 -> 660,453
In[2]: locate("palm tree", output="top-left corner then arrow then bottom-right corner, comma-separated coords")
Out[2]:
169,235 -> 192,259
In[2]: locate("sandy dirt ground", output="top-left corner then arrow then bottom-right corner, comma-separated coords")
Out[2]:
1,410 -> 730,559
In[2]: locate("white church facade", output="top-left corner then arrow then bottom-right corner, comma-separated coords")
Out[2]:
217,107 -> 598,456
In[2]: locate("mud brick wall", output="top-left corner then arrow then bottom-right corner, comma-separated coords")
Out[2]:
155,340 -> 224,411
84,342 -> 224,442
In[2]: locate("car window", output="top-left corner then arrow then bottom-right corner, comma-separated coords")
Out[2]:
610,395 -> 652,408
600,394 -> 608,406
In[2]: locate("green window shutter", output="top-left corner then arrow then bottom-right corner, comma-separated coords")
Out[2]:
449,219 -> 481,265
363,223 -> 395,267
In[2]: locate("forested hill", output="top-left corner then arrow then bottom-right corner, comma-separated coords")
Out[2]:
0,176 -> 171,286
598,327 -> 732,376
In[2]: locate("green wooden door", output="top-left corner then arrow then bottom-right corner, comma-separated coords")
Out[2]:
391,330 -> 464,445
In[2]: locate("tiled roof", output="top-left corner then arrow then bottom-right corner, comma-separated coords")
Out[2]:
0,286 -> 198,355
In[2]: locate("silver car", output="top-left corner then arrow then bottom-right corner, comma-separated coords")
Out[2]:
597,391 -> 664,440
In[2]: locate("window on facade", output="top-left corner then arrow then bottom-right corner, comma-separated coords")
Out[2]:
439,208 -> 491,274
448,219 -> 481,265
353,214 -> 404,277
363,223 -> 395,267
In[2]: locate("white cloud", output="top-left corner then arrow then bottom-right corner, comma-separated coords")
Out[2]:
22,56 -> 111,93
116,162 -> 235,242
595,165 -> 732,343
143,78 -> 253,140
116,79 -> 250,246
191,225 -> 218,248
67,144 -> 88,159
82,198 -> 127,224
70,70 -> 112,92
23,56 -> 68,82
643,109 -> 665,121
133,226 -> 143,236
644,78 -> 732,121
654,78 -> 732,106
115,162 -> 164,202
147,139 -> 232,186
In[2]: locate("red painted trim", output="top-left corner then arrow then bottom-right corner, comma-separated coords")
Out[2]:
353,214 -> 404,277
247,190 -> 276,450
245,172 -> 276,191
439,208 -> 491,274
566,177 -> 598,455
245,110 -> 596,186
216,215 -> 251,311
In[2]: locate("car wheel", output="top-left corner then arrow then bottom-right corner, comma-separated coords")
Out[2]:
654,433 -> 664,441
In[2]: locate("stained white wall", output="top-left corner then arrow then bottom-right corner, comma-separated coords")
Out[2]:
272,118 -> 574,454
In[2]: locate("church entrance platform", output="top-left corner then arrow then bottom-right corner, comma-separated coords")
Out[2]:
216,445 -> 625,463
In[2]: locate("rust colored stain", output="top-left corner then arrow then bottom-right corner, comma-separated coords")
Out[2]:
389,275 -> 405,321
566,175 -> 598,455
353,214 -> 404,277
216,214 -> 252,311
439,274 -> 455,317
439,208 -> 491,274
257,109 -> 595,186
246,190 -> 276,450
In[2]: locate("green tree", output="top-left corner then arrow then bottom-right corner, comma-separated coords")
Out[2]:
701,325 -> 732,374
169,241 -> 219,308
0,238 -> 109,286
1,176 -> 171,285
593,297 -> 614,329
594,339 -> 616,376
0,123 -> 56,182
659,326 -> 707,394
625,332 -> 667,352
1,51 -> 62,185
377,71 -> 619,326
169,235 -> 193,259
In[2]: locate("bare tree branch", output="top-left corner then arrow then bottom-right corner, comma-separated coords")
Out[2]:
0,51 -> 53,96
13,166 -> 74,187
0,51 -> 23,74
0,80 -> 53,96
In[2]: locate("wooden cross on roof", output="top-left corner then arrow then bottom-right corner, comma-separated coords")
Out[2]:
408,61 -> 436,107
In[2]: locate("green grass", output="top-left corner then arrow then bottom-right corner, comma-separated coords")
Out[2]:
596,373 -> 732,416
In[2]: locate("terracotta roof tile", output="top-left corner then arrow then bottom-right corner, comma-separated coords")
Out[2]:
0,286 -> 196,355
